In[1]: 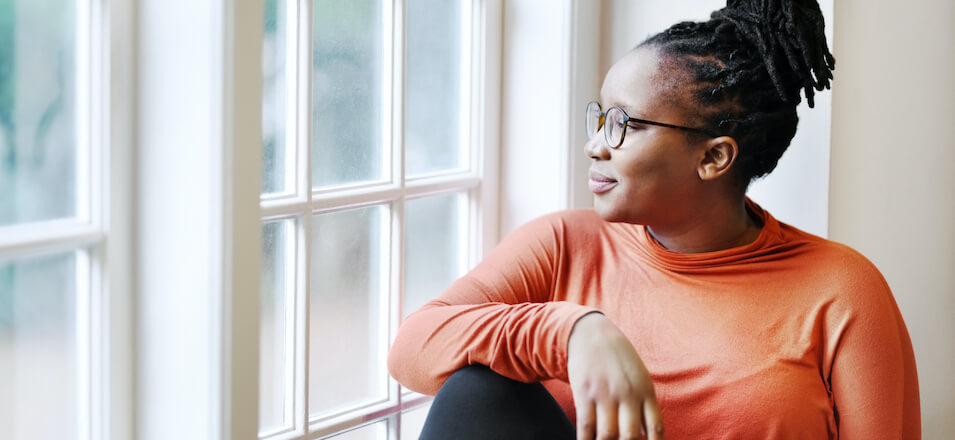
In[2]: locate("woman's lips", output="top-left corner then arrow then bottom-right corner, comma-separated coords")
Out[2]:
588,170 -> 618,194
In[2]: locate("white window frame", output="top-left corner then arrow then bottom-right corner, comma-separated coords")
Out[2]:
135,0 -> 263,438
133,0 -> 500,439
0,0 -> 133,439
258,1 -> 501,439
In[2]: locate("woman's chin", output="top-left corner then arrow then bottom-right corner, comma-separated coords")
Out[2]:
593,198 -> 625,222
593,198 -> 648,224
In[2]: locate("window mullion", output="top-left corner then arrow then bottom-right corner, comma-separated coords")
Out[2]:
476,0 -> 502,258
0,222 -> 103,262
281,0 -> 300,202
296,211 -> 310,439
296,0 -> 312,206
76,0 -> 93,226
75,249 -> 93,440
101,0 -> 135,436
295,0 -> 312,436
459,0 -> 473,175
388,0 -> 405,437
385,199 -> 402,440
310,188 -> 402,215
391,0 -> 404,190
404,175 -> 481,198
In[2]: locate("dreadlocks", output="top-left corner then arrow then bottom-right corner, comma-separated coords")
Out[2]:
641,0 -> 835,185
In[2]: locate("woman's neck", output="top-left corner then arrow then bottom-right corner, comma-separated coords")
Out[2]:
646,198 -> 762,254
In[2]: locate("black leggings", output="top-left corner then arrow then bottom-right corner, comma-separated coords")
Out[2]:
419,365 -> 576,440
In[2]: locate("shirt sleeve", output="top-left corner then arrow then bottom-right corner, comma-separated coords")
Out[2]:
387,213 -> 600,395
829,260 -> 921,439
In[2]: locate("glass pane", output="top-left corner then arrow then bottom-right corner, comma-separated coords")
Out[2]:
262,0 -> 288,195
312,0 -> 384,188
400,402 -> 432,440
260,220 -> 292,434
326,419 -> 388,440
404,193 -> 465,318
0,252 -> 77,440
0,0 -> 77,225
405,0 -> 464,176
310,205 -> 387,417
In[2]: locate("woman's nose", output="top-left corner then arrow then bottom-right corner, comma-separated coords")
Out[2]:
585,134 -> 611,160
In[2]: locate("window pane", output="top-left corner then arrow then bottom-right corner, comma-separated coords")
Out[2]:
404,193 -> 465,318
326,419 -> 388,440
312,0 -> 384,188
260,220 -> 293,434
405,0 -> 464,177
0,0 -> 77,225
0,252 -> 77,440
399,403 -> 432,440
310,205 -> 387,417
262,0 -> 288,195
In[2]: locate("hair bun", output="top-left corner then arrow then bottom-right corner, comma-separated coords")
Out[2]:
712,0 -> 835,107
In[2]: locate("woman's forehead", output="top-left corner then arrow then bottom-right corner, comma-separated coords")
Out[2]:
599,48 -> 670,117
599,47 -> 696,120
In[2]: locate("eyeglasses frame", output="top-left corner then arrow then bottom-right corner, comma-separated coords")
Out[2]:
586,101 -> 721,149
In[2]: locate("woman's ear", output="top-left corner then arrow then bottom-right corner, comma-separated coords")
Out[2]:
698,136 -> 739,181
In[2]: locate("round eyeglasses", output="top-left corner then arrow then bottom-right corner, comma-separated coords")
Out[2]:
585,101 -> 720,149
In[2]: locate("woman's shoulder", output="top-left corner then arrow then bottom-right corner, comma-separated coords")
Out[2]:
779,222 -> 873,261
777,222 -> 892,294
513,208 -> 609,237
503,209 -> 619,254
536,208 -> 606,225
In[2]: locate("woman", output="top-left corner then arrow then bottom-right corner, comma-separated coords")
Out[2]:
388,0 -> 920,438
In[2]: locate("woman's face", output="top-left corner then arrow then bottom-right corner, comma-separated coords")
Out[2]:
587,47 -> 706,225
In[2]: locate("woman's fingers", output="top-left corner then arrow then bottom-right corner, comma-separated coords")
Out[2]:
576,400 -> 597,440
596,402 -> 619,439
567,315 -> 661,439
576,398 -> 660,440
617,400 -> 643,440
642,398 -> 665,440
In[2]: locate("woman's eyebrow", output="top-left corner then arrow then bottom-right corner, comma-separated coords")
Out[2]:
622,105 -> 648,119
597,99 -> 645,119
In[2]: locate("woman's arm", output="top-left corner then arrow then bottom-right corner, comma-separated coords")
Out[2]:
829,267 -> 921,439
387,213 -> 600,394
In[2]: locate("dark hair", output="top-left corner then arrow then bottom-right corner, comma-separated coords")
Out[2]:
640,0 -> 835,186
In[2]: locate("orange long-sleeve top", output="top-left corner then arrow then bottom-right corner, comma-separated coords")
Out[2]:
388,202 -> 920,439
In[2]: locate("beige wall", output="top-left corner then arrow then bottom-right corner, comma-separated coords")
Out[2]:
830,0 -> 955,438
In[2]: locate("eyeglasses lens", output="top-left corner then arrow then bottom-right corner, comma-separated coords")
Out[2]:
605,107 -> 625,148
585,102 -> 601,140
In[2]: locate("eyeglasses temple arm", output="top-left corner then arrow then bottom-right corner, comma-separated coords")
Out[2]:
626,118 -> 720,138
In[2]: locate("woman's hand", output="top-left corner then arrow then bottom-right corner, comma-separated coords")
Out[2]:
568,313 -> 663,440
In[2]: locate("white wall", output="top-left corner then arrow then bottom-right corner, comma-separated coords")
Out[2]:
499,0 -> 575,234
829,0 -> 955,437
498,1 -> 601,235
